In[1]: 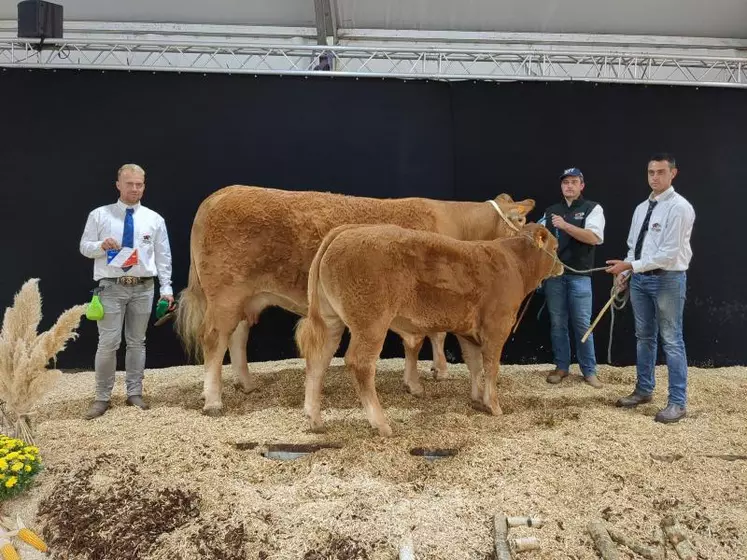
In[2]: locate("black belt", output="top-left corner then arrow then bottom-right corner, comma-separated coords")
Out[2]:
102,277 -> 154,286
639,269 -> 665,276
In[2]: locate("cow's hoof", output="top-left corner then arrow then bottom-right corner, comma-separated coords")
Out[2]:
309,420 -> 326,434
202,407 -> 223,417
484,402 -> 503,416
470,400 -> 491,414
233,380 -> 259,394
406,383 -> 424,397
431,366 -> 448,381
377,424 -> 393,438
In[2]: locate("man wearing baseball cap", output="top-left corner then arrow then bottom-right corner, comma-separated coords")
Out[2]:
538,167 -> 606,388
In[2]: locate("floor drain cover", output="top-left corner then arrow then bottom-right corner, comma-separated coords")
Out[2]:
410,447 -> 459,461
261,443 -> 342,461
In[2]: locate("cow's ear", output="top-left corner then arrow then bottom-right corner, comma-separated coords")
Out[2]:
512,198 -> 535,216
495,193 -> 514,203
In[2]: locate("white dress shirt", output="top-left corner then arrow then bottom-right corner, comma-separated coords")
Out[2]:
79,200 -> 173,296
538,201 -> 606,244
624,186 -> 695,273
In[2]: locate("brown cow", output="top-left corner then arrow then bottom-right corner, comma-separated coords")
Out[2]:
175,185 -> 535,415
295,222 -> 563,437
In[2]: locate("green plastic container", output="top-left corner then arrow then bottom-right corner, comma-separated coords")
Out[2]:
86,294 -> 105,321
156,298 -> 170,319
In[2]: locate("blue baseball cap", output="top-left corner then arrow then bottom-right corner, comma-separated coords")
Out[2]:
560,167 -> 584,180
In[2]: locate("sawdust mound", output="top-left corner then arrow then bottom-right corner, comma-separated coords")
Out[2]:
187,511 -> 249,560
37,453 -> 200,559
303,534 -> 372,560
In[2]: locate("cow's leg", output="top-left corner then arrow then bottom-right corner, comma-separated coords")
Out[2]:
456,335 -> 484,405
201,301 -> 243,416
429,332 -> 449,380
202,330 -> 230,416
304,319 -> 345,433
229,320 -> 259,394
398,331 -> 425,397
346,330 -> 391,437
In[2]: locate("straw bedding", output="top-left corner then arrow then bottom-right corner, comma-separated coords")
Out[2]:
4,358 -> 746,559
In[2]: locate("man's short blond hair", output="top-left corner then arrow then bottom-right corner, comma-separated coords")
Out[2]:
117,163 -> 146,179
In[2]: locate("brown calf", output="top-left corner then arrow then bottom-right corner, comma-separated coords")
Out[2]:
174,185 -> 535,415
295,222 -> 563,436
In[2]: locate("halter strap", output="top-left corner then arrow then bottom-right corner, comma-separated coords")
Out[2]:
488,199 -> 520,232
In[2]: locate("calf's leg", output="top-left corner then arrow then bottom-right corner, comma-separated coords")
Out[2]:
346,329 -> 391,437
304,319 -> 345,433
480,349 -> 505,416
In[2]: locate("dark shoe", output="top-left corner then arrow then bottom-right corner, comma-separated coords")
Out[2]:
584,374 -> 603,389
84,400 -> 110,420
655,403 -> 686,424
616,391 -> 652,408
546,369 -> 569,384
126,395 -> 150,410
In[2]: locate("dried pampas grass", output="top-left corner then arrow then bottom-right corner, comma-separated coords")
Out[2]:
0,278 -> 86,443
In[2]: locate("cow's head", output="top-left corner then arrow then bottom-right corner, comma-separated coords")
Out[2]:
491,193 -> 535,232
522,222 -> 564,278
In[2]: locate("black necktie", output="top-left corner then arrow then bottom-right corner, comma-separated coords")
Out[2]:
634,200 -> 658,260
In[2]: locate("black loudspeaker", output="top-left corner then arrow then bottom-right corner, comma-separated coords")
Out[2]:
17,0 -> 63,39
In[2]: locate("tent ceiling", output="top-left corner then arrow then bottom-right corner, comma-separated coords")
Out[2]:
1,0 -> 746,39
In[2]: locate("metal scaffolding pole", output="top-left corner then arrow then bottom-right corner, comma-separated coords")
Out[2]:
1,38 -> 745,88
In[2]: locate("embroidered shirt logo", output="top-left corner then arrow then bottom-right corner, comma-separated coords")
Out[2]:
142,234 -> 153,244
650,223 -> 662,232
573,212 -> 585,220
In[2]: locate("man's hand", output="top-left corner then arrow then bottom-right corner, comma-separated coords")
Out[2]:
551,214 -> 568,231
160,295 -> 176,311
605,259 -> 632,276
615,271 -> 631,291
101,238 -> 121,251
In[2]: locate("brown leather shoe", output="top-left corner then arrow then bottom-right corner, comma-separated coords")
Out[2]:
616,391 -> 652,408
546,369 -> 569,384
654,404 -> 686,424
584,374 -> 603,389
84,400 -> 110,420
126,395 -> 150,410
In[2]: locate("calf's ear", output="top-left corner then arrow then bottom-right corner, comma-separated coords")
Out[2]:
534,226 -> 549,248
495,193 -> 514,203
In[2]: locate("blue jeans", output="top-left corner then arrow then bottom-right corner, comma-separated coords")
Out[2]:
629,271 -> 688,406
543,274 -> 596,376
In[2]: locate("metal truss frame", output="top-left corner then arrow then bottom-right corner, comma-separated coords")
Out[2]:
1,38 -> 745,88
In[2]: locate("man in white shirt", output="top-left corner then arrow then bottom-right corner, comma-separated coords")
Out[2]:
538,168 -> 606,388
606,154 -> 695,424
79,163 -> 175,419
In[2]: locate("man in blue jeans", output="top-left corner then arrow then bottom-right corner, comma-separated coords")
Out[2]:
539,168 -> 606,388
606,153 -> 695,423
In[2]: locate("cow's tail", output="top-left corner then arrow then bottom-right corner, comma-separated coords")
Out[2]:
174,242 -> 207,363
295,224 -> 361,360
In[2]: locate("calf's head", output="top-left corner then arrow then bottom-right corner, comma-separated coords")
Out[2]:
521,222 -> 564,279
